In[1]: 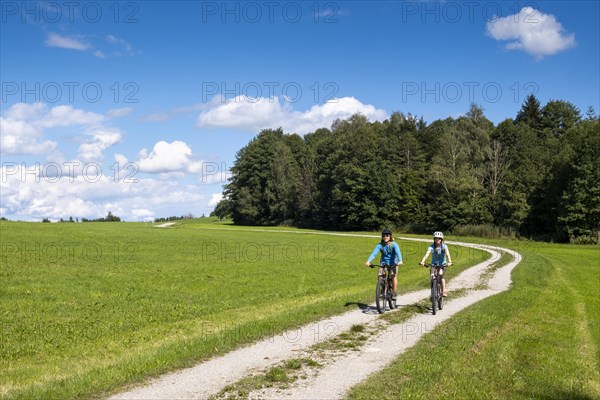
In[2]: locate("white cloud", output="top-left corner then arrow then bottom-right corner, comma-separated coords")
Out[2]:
142,112 -> 170,122
0,163 -> 215,221
44,32 -> 138,59
105,34 -> 138,56
45,33 -> 90,50
137,141 -> 193,173
38,105 -> 105,128
4,102 -> 46,120
107,107 -> 133,118
77,130 -> 122,161
133,141 -> 228,186
106,34 -> 119,44
1,103 -> 109,156
0,117 -> 56,155
208,193 -> 223,207
486,7 -> 575,58
114,153 -> 129,165
4,102 -> 105,128
197,96 -> 388,134
1,107 -> 222,221
132,208 -> 155,220
158,171 -> 186,180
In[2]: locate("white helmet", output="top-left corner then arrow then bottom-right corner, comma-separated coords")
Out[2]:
433,231 -> 444,239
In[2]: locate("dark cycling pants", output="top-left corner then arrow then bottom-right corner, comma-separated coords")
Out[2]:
380,265 -> 398,276
430,264 -> 446,276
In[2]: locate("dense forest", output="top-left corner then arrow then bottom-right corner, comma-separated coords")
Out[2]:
214,95 -> 599,244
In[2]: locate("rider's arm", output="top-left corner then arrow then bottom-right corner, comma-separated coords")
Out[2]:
393,242 -> 403,265
420,248 -> 432,265
366,244 -> 382,265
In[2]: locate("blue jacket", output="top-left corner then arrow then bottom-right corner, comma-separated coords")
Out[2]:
368,241 -> 402,265
428,243 -> 449,265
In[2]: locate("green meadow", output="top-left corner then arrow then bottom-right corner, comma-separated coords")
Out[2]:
3,220 -> 598,399
0,219 -> 485,399
347,240 -> 600,400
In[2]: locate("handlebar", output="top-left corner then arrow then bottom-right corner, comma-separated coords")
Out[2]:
421,263 -> 448,268
368,264 -> 396,269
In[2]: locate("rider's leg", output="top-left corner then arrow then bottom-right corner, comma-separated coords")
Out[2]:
439,269 -> 447,296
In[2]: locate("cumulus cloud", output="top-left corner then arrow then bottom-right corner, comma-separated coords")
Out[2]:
0,117 -> 56,155
197,96 -> 388,134
132,208 -> 155,220
208,193 -> 223,207
133,141 -> 229,186
137,141 -> 193,173
114,153 -> 129,165
45,33 -> 90,50
486,7 -> 576,58
1,163 -> 118,219
38,105 -> 105,128
1,105 -> 222,221
77,130 -> 122,161
3,103 -> 105,128
0,163 -> 216,221
0,103 -> 106,155
4,102 -> 47,120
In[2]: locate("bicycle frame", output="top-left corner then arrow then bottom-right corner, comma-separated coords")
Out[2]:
371,264 -> 397,314
424,263 -> 446,315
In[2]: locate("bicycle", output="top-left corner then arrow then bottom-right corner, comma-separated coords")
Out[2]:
423,263 -> 446,315
369,264 -> 397,314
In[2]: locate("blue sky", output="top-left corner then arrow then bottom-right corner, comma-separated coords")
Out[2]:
1,1 -> 599,221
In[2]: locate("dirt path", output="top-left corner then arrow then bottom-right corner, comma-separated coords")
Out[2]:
251,246 -> 520,399
109,236 -> 521,400
154,222 -> 176,227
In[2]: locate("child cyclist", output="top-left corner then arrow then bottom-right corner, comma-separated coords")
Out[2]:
365,228 -> 403,300
419,231 -> 453,296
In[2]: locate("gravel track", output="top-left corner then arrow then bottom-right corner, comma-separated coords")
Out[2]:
109,235 -> 521,400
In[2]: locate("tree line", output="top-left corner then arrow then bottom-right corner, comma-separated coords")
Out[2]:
40,212 -> 122,223
215,95 -> 599,244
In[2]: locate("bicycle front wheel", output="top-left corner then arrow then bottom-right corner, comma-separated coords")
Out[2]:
431,280 -> 437,315
376,278 -> 386,314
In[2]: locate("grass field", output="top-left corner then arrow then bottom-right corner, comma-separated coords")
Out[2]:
347,240 -> 600,400
0,219 -> 486,400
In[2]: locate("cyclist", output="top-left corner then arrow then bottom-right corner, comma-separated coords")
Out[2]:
365,228 -> 403,300
419,231 -> 453,296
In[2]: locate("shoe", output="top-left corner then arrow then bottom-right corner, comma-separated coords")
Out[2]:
392,291 -> 397,300
442,291 -> 448,297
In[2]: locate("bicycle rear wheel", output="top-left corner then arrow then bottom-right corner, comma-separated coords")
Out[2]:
376,278 -> 386,314
438,282 -> 444,310
431,280 -> 437,315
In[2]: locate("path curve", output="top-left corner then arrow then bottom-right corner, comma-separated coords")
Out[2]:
109,233 -> 521,400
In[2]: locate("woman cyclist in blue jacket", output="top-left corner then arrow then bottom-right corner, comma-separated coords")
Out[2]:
365,228 -> 403,300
